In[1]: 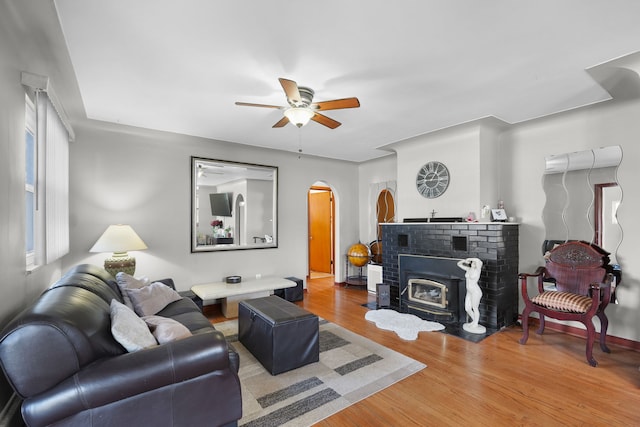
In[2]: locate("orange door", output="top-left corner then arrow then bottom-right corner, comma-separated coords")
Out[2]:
309,189 -> 333,274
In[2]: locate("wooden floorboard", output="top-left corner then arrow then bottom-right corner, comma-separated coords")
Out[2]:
206,276 -> 640,426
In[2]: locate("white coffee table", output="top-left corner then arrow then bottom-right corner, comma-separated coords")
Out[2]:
191,276 -> 297,318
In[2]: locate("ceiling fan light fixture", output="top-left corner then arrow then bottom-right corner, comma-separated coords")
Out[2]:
284,107 -> 314,128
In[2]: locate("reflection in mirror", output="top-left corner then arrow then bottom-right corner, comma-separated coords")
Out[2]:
191,157 -> 277,252
542,146 -> 622,263
595,183 -> 622,258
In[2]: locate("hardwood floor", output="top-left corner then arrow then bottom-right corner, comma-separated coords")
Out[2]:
206,277 -> 640,426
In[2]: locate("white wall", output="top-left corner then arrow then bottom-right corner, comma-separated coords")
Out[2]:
358,80 -> 640,342
386,121 -> 503,222
62,121 -> 360,289
506,94 -> 640,341
479,121 -> 505,212
0,2 -> 76,326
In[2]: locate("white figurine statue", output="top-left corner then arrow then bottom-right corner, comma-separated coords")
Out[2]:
457,257 -> 486,334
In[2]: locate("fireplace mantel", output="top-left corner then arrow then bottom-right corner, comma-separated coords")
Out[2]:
380,222 -> 519,329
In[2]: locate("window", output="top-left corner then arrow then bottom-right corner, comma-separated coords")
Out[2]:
25,95 -> 36,267
22,72 -> 72,269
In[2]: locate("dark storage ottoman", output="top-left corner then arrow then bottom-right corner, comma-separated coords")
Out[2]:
274,276 -> 304,302
238,296 -> 319,375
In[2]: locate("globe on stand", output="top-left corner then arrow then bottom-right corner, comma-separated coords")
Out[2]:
346,243 -> 370,286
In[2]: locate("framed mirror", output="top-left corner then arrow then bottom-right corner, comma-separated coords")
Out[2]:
191,157 -> 278,252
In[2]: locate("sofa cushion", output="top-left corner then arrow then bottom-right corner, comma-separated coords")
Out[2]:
157,297 -> 201,316
153,278 -> 176,290
143,315 -> 192,344
110,300 -> 157,352
127,282 -> 182,317
115,272 -> 151,309
156,299 -> 214,334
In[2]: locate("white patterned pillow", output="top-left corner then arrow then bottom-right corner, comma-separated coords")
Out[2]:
115,272 -> 150,310
110,300 -> 157,352
127,282 -> 182,317
143,315 -> 192,344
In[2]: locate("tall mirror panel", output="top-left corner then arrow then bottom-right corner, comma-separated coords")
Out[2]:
542,146 -> 622,263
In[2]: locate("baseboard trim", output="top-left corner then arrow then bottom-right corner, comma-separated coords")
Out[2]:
521,316 -> 640,351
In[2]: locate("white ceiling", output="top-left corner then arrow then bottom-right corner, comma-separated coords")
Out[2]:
54,0 -> 640,162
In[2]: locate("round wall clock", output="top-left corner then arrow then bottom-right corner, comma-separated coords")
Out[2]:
416,161 -> 450,198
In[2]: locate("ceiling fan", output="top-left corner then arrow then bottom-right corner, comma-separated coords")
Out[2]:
235,78 -> 360,129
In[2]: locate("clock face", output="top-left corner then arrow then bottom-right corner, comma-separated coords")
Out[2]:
416,161 -> 450,198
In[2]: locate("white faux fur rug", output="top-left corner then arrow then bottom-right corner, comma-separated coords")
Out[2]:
365,309 -> 445,340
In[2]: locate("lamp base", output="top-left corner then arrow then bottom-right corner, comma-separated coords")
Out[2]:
104,253 -> 136,277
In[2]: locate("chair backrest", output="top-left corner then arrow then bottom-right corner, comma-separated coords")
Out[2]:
545,241 -> 610,295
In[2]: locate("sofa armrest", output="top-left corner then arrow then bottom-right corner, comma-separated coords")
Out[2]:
23,331 -> 233,426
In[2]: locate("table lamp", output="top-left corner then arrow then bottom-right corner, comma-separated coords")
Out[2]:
90,224 -> 148,277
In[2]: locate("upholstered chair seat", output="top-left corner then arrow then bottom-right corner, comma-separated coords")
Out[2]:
531,291 -> 593,313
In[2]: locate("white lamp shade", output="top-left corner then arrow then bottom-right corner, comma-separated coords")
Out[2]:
284,107 -> 314,127
90,224 -> 148,253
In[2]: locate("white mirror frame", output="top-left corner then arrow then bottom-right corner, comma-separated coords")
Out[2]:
191,156 -> 278,252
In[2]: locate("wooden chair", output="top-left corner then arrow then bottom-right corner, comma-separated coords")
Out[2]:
519,241 -> 614,366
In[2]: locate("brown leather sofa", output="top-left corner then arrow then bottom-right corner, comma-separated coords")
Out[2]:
0,264 -> 241,427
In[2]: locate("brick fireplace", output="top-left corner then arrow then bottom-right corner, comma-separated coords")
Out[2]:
380,222 -> 519,330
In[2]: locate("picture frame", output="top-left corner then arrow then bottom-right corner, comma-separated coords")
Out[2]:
491,208 -> 507,222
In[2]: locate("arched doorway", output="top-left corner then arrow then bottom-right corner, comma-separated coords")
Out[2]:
370,188 -> 395,264
308,185 -> 334,279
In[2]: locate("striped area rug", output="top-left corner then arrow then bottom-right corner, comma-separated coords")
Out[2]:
215,319 -> 426,427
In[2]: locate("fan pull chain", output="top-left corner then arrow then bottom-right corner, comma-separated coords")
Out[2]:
297,128 -> 303,159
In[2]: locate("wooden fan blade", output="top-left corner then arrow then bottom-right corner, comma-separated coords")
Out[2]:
279,78 -> 301,103
272,116 -> 290,128
235,102 -> 283,109
313,97 -> 360,111
311,112 -> 341,129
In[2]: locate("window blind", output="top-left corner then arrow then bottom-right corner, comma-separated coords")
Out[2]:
40,96 -> 70,263
23,72 -> 72,264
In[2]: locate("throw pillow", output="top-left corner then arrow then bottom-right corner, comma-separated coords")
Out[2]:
127,281 -> 182,317
115,272 -> 151,310
110,300 -> 157,352
143,315 -> 192,344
